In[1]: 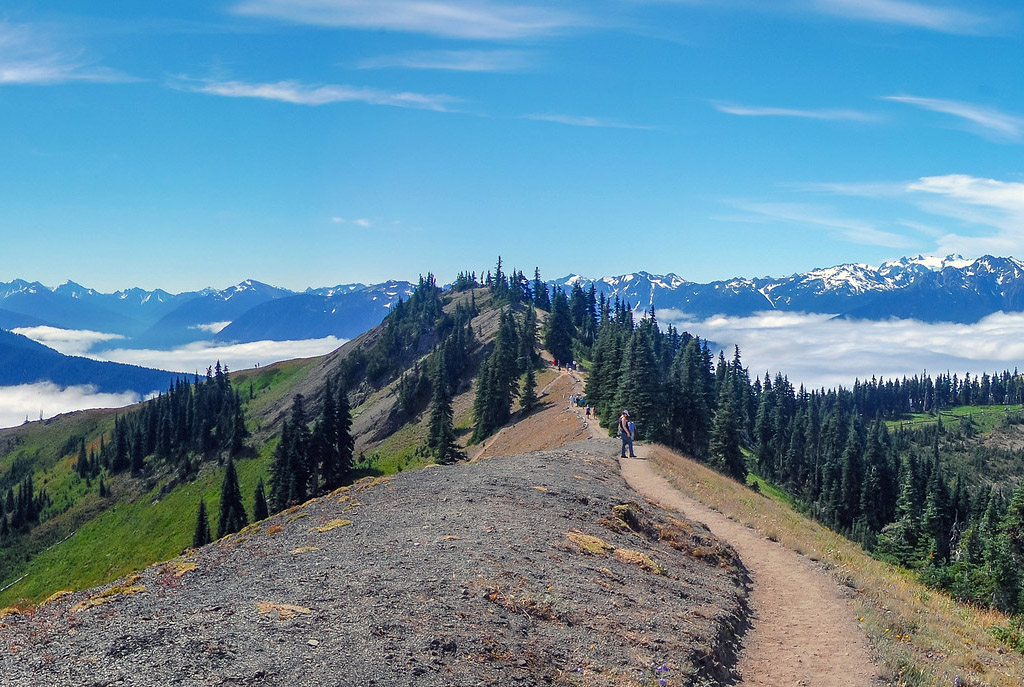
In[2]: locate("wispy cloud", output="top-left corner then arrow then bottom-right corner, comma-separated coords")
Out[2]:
883,95 -> 1024,141
0,21 -> 133,85
908,174 -> 1024,213
523,113 -> 653,130
810,0 -> 996,34
189,321 -> 232,334
231,0 -> 582,40
172,77 -> 459,111
714,101 -> 876,122
818,173 -> 1024,257
358,49 -> 535,72
659,310 -> 1024,391
331,217 -> 373,227
903,174 -> 1024,256
730,201 -> 914,248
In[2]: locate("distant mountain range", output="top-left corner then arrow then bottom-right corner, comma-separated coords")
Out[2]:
0,278 -> 416,349
4,255 -> 1024,362
554,255 -> 1024,324
0,329 -> 178,395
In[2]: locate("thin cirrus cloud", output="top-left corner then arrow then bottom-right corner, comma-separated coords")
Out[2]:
728,201 -> 914,249
332,217 -> 373,227
905,174 -> 1024,256
0,21 -> 133,85
816,173 -> 1024,256
523,113 -> 654,130
713,101 -> 876,122
882,95 -> 1024,141
172,77 -> 460,112
809,0 -> 997,34
358,49 -> 535,72
230,0 -> 583,40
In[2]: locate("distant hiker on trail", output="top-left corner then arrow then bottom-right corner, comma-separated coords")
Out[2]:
585,405 -> 591,418
619,410 -> 636,458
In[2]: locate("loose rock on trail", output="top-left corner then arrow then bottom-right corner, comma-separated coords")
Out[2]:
555,369 -> 882,685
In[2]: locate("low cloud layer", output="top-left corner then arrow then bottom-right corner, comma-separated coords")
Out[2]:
660,310 -> 1024,390
90,337 -> 347,374
1,330 -> 347,428
0,382 -> 140,429
11,314 -> 1024,429
11,325 -> 125,356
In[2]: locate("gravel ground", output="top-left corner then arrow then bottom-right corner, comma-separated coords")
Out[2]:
0,441 -> 747,687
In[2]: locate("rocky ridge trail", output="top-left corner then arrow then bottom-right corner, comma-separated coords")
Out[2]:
0,374 -> 747,686
556,369 -> 882,685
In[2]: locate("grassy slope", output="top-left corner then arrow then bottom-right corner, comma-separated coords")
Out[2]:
886,404 -> 1024,433
648,444 -> 1024,687
0,359 -> 314,606
0,290 -> 512,606
1,453 -> 271,605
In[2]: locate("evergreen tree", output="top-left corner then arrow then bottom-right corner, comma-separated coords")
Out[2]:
708,380 -> 746,480
269,419 -> 293,512
471,309 -> 521,442
193,499 -> 212,548
216,456 -> 248,539
520,366 -> 539,413
544,287 -> 574,365
612,326 -> 662,441
532,267 -> 550,310
253,478 -> 269,522
313,380 -> 352,492
427,355 -> 464,465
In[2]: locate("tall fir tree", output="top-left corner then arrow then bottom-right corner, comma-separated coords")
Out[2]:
520,366 -> 539,413
427,354 -> 463,464
253,478 -> 269,522
193,499 -> 212,548
544,287 -> 574,365
216,456 -> 248,539
708,380 -> 746,481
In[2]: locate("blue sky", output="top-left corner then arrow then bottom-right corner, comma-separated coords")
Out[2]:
2,0 -> 1024,292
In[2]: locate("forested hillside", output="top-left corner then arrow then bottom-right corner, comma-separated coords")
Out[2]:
7,257 -> 1024,632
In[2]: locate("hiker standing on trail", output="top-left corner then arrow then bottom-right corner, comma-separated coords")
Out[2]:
619,410 -> 636,458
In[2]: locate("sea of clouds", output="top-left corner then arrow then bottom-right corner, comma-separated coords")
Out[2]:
5,312 -> 1024,429
0,328 -> 347,429
660,310 -> 1024,389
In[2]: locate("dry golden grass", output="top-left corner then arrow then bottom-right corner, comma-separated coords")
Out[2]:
647,444 -> 1024,686
567,530 -> 614,555
70,574 -> 146,614
612,549 -> 666,576
42,590 -> 74,605
290,546 -> 320,555
160,561 -> 198,578
255,601 -> 312,620
313,518 -> 352,532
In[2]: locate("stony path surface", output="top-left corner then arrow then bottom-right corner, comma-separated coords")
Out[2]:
619,457 -> 880,686
559,370 -> 881,686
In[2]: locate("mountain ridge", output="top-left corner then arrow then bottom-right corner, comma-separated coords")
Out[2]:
553,254 -> 1024,323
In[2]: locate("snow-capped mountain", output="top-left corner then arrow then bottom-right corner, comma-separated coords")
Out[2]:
0,277 -> 415,349
214,280 -> 415,344
555,255 -> 1024,323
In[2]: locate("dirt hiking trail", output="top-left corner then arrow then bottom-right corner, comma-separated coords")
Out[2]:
541,369 -> 881,685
